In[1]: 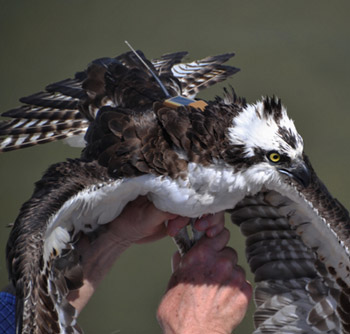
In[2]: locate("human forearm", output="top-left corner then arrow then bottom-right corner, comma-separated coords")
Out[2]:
67,230 -> 131,312
67,197 -> 189,313
67,198 -> 228,316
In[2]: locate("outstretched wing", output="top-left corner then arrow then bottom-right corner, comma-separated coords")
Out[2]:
0,51 -> 238,152
152,52 -> 239,98
230,191 -> 342,334
0,73 -> 88,152
169,53 -> 239,98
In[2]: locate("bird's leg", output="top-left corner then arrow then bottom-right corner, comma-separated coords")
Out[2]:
172,225 -> 192,256
191,218 -> 205,243
171,218 -> 205,256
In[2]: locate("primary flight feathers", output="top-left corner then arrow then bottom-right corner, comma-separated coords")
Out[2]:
0,51 -> 238,152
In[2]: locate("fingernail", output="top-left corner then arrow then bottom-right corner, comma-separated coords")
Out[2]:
197,219 -> 209,229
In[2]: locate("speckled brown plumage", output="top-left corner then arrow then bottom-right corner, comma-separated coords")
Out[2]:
82,95 -> 247,178
7,159 -> 111,334
0,50 -> 238,152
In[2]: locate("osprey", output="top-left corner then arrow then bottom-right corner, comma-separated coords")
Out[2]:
2,50 -> 350,334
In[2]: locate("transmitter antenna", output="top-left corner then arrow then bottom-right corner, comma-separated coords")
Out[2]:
124,41 -> 207,111
125,40 -> 171,98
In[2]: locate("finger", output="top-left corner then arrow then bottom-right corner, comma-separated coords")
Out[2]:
211,248 -> 239,281
181,229 -> 230,267
240,280 -> 253,300
141,200 -> 178,226
205,218 -> 225,238
212,264 -> 249,294
128,196 -> 178,223
194,211 -> 225,232
196,228 -> 230,252
219,247 -> 238,266
166,216 -> 190,237
229,265 -> 247,287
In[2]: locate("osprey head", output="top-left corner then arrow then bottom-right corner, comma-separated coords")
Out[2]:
227,97 -> 311,188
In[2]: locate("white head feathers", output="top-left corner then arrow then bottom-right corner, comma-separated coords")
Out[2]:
228,98 -> 304,159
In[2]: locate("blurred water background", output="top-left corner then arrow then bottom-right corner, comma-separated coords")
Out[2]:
0,1 -> 350,333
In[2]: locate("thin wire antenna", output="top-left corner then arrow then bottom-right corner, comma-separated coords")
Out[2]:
124,40 -> 171,98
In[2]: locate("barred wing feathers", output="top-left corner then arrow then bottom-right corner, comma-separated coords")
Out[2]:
0,73 -> 88,152
230,188 -> 350,334
0,51 -> 238,152
170,53 -> 239,98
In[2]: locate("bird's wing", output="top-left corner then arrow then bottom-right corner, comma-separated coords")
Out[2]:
170,53 -> 239,98
6,159 -> 114,334
0,73 -> 89,152
151,51 -> 189,74
230,191 -> 343,333
0,51 -> 239,152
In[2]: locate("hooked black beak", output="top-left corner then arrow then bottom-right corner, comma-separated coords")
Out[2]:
278,160 -> 311,188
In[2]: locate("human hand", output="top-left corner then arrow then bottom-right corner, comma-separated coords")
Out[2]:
68,197 -> 225,313
105,196 -> 225,244
157,228 -> 252,334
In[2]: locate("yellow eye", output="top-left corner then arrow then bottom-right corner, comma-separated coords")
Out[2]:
269,152 -> 281,163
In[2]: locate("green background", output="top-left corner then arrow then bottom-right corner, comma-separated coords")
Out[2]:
0,1 -> 350,333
